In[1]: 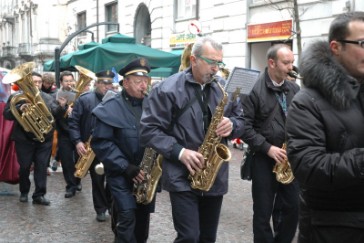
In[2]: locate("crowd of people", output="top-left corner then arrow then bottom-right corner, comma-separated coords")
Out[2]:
1,10 -> 364,243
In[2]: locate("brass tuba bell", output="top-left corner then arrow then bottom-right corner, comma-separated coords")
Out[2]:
3,62 -> 54,142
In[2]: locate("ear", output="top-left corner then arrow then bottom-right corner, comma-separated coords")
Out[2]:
330,40 -> 341,56
190,55 -> 197,66
268,58 -> 275,68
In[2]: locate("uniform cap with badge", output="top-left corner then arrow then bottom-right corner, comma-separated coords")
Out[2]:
118,58 -> 151,86
95,70 -> 115,84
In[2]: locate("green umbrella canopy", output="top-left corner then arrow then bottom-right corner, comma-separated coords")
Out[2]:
43,41 -> 100,72
44,33 -> 181,77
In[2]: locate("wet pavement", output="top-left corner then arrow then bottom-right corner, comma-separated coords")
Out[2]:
0,146 -> 255,243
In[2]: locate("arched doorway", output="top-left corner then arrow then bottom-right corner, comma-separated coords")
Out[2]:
134,3 -> 151,47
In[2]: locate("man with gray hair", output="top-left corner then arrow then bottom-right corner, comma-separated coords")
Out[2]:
140,36 -> 245,242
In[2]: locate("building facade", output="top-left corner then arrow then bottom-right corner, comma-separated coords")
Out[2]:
0,0 -> 361,76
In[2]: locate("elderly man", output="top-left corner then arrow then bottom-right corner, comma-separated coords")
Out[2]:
91,58 -> 156,243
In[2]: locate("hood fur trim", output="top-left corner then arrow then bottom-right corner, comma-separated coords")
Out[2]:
300,40 -> 359,109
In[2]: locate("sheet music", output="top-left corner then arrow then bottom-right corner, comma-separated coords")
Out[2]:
225,67 -> 260,95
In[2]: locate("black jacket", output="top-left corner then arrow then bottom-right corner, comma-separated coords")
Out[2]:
242,68 -> 300,154
3,91 -> 66,142
286,40 -> 364,211
68,91 -> 103,145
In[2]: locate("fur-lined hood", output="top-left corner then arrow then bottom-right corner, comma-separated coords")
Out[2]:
300,40 -> 360,109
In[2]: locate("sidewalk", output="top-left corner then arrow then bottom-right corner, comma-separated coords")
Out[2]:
0,147 -> 254,242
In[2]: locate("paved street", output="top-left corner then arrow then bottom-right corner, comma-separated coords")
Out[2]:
0,147 -> 253,243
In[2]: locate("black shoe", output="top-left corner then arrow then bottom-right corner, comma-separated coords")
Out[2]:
76,183 -> 82,191
32,196 -> 50,206
96,212 -> 106,222
65,190 -> 76,198
19,193 -> 28,203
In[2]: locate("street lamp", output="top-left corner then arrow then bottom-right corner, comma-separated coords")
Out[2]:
55,22 -> 119,87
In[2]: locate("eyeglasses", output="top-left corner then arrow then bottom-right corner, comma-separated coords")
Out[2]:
129,77 -> 150,85
197,55 -> 226,69
337,40 -> 364,48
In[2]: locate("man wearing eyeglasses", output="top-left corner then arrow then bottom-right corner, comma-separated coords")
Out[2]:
91,58 -> 156,243
286,12 -> 364,243
140,36 -> 245,242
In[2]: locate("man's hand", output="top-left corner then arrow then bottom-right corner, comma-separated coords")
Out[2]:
180,149 -> 204,175
57,97 -> 67,108
132,170 -> 145,184
75,142 -> 87,156
216,117 -> 233,137
267,145 -> 287,164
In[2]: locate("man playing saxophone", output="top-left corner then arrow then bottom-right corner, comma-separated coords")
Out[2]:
91,58 -> 156,243
68,70 -> 114,222
241,44 -> 300,243
140,36 -> 245,242
3,69 -> 68,205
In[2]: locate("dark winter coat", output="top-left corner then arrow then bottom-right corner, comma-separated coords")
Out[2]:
286,40 -> 364,241
242,67 -> 300,153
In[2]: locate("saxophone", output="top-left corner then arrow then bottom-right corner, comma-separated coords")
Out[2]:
133,147 -> 162,204
3,62 -> 54,142
74,136 -> 96,178
272,143 -> 295,184
189,77 -> 232,191
64,65 -> 95,117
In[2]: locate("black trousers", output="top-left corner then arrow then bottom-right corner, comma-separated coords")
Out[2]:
251,152 -> 299,243
57,133 -> 77,192
111,196 -> 154,243
169,191 -> 223,243
89,158 -> 112,214
15,138 -> 52,199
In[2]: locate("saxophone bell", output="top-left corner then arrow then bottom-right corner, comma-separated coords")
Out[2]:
272,143 -> 295,184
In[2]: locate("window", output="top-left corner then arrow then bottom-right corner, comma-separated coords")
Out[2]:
77,11 -> 86,36
175,0 -> 198,20
106,2 -> 118,32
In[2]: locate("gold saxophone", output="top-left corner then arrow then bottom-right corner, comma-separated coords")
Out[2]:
3,62 -> 54,142
133,147 -> 163,204
74,136 -> 96,178
64,65 -> 95,117
272,143 -> 295,184
189,77 -> 232,191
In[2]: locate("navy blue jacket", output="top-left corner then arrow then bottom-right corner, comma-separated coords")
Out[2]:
68,91 -> 103,145
91,91 -> 145,210
140,67 -> 245,195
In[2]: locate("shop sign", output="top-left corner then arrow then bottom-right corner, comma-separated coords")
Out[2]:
247,20 -> 292,42
169,33 -> 197,49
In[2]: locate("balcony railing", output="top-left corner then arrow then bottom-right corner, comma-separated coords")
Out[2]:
2,46 -> 16,56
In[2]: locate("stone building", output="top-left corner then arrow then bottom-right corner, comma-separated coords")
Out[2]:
0,0 -> 361,76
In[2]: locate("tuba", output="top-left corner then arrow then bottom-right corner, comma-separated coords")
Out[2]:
189,77 -> 232,191
272,143 -> 295,184
3,62 -> 54,142
74,136 -> 96,178
133,147 -> 162,204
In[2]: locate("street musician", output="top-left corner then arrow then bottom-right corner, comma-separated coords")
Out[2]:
68,70 -> 114,222
3,68 -> 67,205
